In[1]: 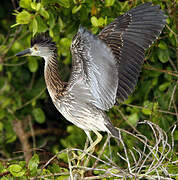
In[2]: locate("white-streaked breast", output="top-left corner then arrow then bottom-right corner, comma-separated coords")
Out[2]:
52,78 -> 109,132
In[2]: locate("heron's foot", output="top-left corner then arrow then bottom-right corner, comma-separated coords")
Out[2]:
78,147 -> 95,161
70,131 -> 103,167
70,151 -> 81,164
77,131 -> 103,166
69,147 -> 94,167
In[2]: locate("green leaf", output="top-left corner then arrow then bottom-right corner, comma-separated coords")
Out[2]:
0,96 -> 11,108
105,0 -> 115,7
32,18 -> 38,36
157,49 -> 170,63
98,17 -> 105,27
48,11 -> 56,28
39,7 -> 49,19
16,10 -> 32,24
159,82 -> 171,91
158,41 -> 168,50
1,177 -> 10,180
28,58 -> 38,72
0,64 -> 3,72
72,5 -> 82,14
0,109 -> 5,119
0,162 -> 4,173
11,23 -> 20,28
142,108 -> 152,115
142,101 -> 153,115
60,38 -> 72,48
36,16 -> 48,33
31,2 -> 41,11
32,108 -> 45,123
20,0 -> 32,10
9,164 -> 25,177
127,113 -> 138,126
49,29 -> 54,38
31,2 -> 37,10
28,154 -> 39,171
50,163 -> 61,173
57,0 -> 70,8
91,16 -> 98,27
0,122 -> 3,131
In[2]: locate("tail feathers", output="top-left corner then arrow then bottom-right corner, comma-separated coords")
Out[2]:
105,120 -> 120,139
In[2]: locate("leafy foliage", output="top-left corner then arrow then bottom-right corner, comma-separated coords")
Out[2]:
0,0 -> 177,179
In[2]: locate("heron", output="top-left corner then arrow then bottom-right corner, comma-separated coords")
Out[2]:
16,3 -> 166,158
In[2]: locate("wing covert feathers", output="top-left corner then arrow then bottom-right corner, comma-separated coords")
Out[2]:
99,2 -> 167,102
70,27 -> 118,110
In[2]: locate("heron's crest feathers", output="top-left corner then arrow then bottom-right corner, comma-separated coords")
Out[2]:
31,34 -> 57,52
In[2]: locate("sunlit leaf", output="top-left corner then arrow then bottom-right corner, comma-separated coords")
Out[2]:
39,7 -> 49,19
31,2 -> 37,10
20,0 -> 32,10
98,17 -> 105,27
28,154 -> 39,171
142,108 -> 152,115
159,82 -> 171,91
9,164 -> 25,177
72,5 -> 82,14
105,0 -> 115,7
16,10 -> 32,24
127,113 -> 138,126
32,18 -> 38,36
91,16 -> 98,27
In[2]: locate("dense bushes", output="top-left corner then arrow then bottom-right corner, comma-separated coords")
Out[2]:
0,0 -> 177,179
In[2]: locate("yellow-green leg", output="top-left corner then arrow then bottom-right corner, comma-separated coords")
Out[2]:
79,130 -> 102,160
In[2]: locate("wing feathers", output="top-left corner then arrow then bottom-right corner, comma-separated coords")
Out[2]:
68,3 -> 166,112
99,3 -> 166,102
70,27 -> 118,110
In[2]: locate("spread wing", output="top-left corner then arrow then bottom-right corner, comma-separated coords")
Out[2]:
98,2 -> 167,102
67,26 -> 118,111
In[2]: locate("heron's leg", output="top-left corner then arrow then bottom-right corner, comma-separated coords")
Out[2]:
71,131 -> 93,163
84,130 -> 93,150
79,130 -> 102,160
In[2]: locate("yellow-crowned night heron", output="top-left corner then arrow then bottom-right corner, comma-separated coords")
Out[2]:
16,3 -> 166,155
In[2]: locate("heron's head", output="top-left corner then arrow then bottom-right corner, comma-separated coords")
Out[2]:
16,34 -> 57,59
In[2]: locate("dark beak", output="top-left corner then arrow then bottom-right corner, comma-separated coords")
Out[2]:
16,48 -> 31,57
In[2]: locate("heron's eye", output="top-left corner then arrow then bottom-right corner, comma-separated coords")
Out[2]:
34,46 -> 38,51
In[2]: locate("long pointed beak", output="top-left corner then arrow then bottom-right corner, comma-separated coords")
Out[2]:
16,48 -> 31,57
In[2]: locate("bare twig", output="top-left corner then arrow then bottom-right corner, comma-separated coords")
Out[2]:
28,115 -> 36,153
16,87 -> 46,110
144,65 -> 178,78
168,82 -> 177,110
122,103 -> 178,116
26,127 -> 65,139
7,109 -> 32,163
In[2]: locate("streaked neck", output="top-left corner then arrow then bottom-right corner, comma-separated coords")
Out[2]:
44,55 -> 64,100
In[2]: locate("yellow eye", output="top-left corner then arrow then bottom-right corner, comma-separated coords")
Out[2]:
34,46 -> 38,51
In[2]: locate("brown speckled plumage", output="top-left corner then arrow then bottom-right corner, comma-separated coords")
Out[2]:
16,3 -> 167,140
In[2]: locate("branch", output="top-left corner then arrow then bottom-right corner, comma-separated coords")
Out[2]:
144,65 -> 178,78
7,109 -> 32,163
